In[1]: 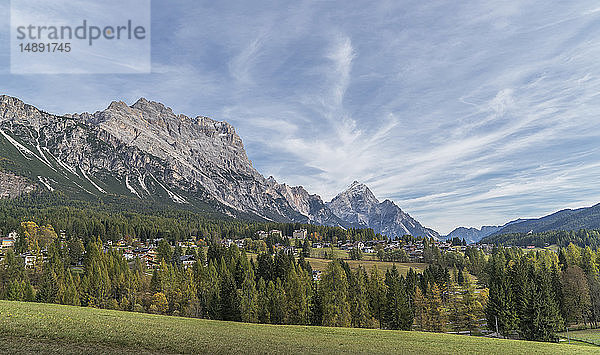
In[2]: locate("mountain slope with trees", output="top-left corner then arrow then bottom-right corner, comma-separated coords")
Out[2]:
486,204 -> 600,237
0,95 -> 436,237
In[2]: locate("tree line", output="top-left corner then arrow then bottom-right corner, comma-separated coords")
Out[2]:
0,193 -> 384,245
0,233 -> 486,334
482,229 -> 600,249
2,221 -> 600,342
485,244 -> 600,341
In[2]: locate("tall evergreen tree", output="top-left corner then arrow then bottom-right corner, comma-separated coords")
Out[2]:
284,268 -> 310,325
320,260 -> 351,327
367,265 -> 387,327
219,260 -> 240,321
238,268 -> 258,323
485,250 -> 517,337
349,267 -> 375,328
384,266 -> 412,330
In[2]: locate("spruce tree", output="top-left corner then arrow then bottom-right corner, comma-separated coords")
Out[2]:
219,265 -> 240,321
384,266 -> 412,330
368,266 -> 387,327
320,261 -> 351,327
350,267 -> 375,328
238,268 -> 258,323
284,268 -> 309,325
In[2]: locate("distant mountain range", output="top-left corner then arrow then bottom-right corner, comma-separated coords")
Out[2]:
0,95 -> 438,239
444,226 -> 502,244
481,203 -> 600,239
447,203 -> 600,244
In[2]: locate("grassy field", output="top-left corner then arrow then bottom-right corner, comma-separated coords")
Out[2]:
558,328 -> 600,346
246,252 -> 426,274
304,256 -> 428,274
0,300 -> 595,354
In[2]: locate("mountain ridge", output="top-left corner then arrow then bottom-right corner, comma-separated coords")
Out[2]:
0,95 -> 438,238
327,181 -> 439,239
444,226 -> 502,244
482,203 -> 600,239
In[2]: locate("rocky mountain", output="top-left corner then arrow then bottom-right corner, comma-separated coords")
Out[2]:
264,177 -> 348,226
0,170 -> 35,198
0,95 -> 318,222
327,181 -> 439,239
444,226 -> 502,244
0,95 -> 436,236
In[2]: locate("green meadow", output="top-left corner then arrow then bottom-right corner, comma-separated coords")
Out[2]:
0,300 -> 595,354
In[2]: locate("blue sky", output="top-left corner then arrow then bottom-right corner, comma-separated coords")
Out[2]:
2,1 -> 600,234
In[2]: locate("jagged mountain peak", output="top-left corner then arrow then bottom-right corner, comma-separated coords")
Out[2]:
1,95 -> 40,115
131,97 -> 174,116
0,95 -> 437,238
132,97 -> 151,106
444,225 -> 502,244
347,180 -> 369,192
327,181 -> 439,239
335,180 -> 379,208
107,100 -> 129,111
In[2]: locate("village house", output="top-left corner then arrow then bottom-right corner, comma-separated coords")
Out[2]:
339,242 -> 354,251
179,255 -> 196,268
292,229 -> 307,240
123,251 -> 135,261
1,236 -> 15,249
269,230 -> 283,238
283,246 -> 297,256
353,241 -> 365,250
20,253 -> 37,268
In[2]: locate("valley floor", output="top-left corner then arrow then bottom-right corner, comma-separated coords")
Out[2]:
0,300 -> 594,354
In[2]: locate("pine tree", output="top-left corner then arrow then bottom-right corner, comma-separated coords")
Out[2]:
518,263 -> 563,341
238,268 -> 258,323
284,268 -> 309,325
37,268 -> 59,304
367,266 -> 387,327
62,269 -> 80,306
157,239 -> 173,264
350,267 -> 375,328
485,251 -> 517,337
448,280 -> 463,333
320,260 -> 351,327
203,261 -> 221,319
219,263 -> 240,321
268,278 -> 286,324
413,286 -> 428,331
257,278 -> 271,324
302,240 -> 311,258
427,283 -> 447,332
460,278 -> 483,335
384,266 -> 412,330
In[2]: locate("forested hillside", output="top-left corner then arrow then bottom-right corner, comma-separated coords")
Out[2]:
481,229 -> 600,249
0,191 -> 380,244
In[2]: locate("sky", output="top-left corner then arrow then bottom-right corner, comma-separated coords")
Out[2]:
2,1 -> 600,234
